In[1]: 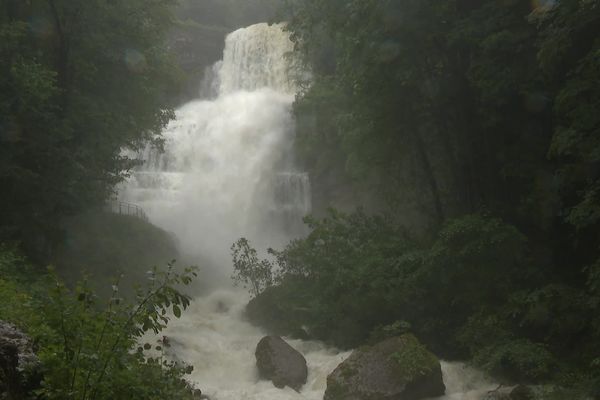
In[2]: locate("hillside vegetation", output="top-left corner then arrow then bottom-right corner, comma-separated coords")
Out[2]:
236,0 -> 600,396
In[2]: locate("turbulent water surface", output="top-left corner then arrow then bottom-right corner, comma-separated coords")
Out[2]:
123,23 -> 495,400
148,291 -> 496,400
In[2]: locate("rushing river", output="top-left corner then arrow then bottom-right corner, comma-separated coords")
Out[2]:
122,23 -> 496,400
145,290 -> 496,400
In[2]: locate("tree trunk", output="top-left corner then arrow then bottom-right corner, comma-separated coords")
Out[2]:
47,0 -> 71,112
412,129 -> 445,226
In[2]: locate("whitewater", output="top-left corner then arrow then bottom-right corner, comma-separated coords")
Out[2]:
121,23 -> 496,400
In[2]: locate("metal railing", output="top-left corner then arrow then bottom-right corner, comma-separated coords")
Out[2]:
106,200 -> 149,222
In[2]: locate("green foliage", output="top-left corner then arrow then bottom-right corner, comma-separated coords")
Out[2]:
0,0 -> 180,260
237,209 -> 413,346
242,207 -> 600,392
368,321 -> 412,345
414,215 -> 528,323
543,4 -> 600,233
278,210 -> 413,346
472,340 -> 556,383
0,246 -> 199,400
231,238 -> 274,297
240,211 -> 529,351
0,246 -> 47,333
272,0 -> 600,390
457,312 -> 557,382
457,312 -> 514,355
287,0 -> 553,227
507,285 -> 589,347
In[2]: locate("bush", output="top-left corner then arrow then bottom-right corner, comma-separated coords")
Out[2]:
0,246 -> 200,400
237,210 -> 599,388
238,212 -> 530,351
507,285 -> 590,351
237,209 -> 414,347
457,312 -> 513,355
231,238 -> 274,297
417,215 -> 528,315
368,320 -> 412,345
472,339 -> 556,383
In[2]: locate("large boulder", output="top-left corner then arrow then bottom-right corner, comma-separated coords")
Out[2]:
0,321 -> 41,398
255,335 -> 308,391
324,334 -> 445,400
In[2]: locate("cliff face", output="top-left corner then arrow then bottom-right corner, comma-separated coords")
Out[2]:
170,0 -> 283,103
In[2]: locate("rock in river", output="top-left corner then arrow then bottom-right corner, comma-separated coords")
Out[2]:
324,334 -> 445,400
255,335 -> 308,391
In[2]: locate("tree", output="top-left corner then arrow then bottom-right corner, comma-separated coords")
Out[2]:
253,0 -> 600,392
0,0 -> 180,260
230,238 -> 274,297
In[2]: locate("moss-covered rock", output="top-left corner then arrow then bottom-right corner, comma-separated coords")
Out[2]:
324,334 -> 445,400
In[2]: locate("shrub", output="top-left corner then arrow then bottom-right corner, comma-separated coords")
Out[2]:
472,339 -> 556,382
0,245 -> 200,400
231,238 -> 274,297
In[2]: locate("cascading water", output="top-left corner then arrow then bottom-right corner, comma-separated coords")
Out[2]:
121,23 -> 308,267
122,23 -> 495,400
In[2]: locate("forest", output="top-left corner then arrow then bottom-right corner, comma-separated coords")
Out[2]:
1,0 -> 600,399
240,0 -> 600,396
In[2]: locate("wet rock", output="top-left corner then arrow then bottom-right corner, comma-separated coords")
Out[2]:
324,334 -> 445,400
0,321 -> 41,398
255,335 -> 308,391
192,388 -> 210,399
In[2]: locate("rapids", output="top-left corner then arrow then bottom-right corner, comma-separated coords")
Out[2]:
122,22 -> 496,400
146,291 -> 496,400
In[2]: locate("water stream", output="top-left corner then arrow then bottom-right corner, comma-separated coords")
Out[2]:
151,290 -> 496,400
121,23 -> 496,400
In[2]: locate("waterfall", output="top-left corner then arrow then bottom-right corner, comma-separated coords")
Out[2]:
218,23 -> 301,95
121,23 -> 309,267
122,23 -> 494,400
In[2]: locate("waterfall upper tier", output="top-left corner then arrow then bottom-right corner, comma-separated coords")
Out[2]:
218,23 -> 301,95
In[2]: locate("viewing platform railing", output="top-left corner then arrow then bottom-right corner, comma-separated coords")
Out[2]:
105,200 -> 149,222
